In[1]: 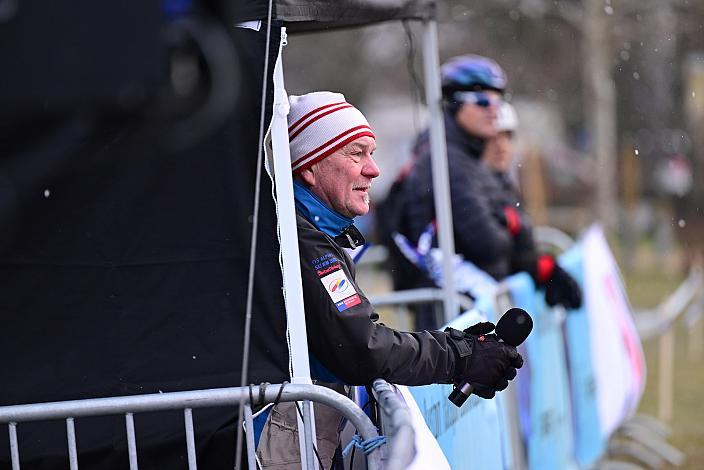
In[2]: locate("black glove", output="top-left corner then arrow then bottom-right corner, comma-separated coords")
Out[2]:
534,255 -> 582,309
445,323 -> 524,399
544,264 -> 583,309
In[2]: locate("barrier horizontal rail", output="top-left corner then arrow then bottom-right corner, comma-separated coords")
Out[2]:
368,287 -> 473,310
365,225 -> 573,312
634,267 -> 703,341
533,225 -> 576,253
0,383 -> 385,470
356,245 -> 389,266
654,267 -> 702,325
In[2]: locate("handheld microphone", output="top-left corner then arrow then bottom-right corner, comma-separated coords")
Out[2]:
448,307 -> 533,407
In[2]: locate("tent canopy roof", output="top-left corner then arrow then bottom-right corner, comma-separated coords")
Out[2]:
236,0 -> 434,33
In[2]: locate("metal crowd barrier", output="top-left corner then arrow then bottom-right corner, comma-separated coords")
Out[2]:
364,225 -> 577,314
370,379 -> 416,470
363,226 -> 703,469
0,382 -> 403,470
612,265 -> 703,468
369,287 -> 474,311
535,226 -> 699,468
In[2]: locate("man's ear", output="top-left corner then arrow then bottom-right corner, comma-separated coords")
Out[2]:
297,166 -> 316,187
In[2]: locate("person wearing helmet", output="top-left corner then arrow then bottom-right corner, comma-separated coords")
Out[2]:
379,54 -> 513,328
481,102 -> 583,310
381,55 -> 580,329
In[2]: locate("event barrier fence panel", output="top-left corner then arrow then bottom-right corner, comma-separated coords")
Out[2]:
0,382 -> 415,470
367,224 -> 701,469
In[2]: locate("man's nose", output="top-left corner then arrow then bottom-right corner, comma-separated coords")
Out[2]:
362,157 -> 380,178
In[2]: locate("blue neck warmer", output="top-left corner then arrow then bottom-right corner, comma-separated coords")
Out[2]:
293,180 -> 354,237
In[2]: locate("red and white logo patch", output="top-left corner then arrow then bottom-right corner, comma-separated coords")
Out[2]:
321,269 -> 357,304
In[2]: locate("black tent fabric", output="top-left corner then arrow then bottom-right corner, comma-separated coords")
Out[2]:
0,19 -> 287,469
0,0 -> 439,466
275,0 -> 433,33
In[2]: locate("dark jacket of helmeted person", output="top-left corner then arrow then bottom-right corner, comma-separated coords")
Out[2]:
393,110 -> 516,282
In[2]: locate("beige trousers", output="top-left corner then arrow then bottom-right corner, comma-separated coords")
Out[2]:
256,384 -> 348,469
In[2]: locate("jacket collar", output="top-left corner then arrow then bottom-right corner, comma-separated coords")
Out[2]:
443,110 -> 486,158
293,180 -> 365,248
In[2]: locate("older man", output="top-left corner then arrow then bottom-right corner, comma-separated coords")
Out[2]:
255,91 -> 523,468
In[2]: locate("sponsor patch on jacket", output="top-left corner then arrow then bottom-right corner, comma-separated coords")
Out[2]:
319,268 -> 359,312
335,294 -> 361,312
311,252 -> 341,277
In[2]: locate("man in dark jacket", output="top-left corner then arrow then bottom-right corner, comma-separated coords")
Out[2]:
256,91 -> 524,468
389,55 -> 580,329
288,91 -> 522,388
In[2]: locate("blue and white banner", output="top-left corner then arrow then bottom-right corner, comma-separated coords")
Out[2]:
409,307 -> 507,470
508,273 -> 577,470
559,244 -> 605,467
581,226 -> 646,436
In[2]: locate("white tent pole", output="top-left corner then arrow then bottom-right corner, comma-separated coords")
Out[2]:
270,27 -> 318,469
422,19 -> 458,323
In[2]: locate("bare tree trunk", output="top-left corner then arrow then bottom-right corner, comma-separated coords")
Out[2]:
647,2 -> 678,130
583,0 -> 618,231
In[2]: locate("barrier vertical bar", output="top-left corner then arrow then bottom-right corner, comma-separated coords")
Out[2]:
657,329 -> 674,422
125,413 -> 139,470
689,312 -> 703,362
243,405 -> 257,470
687,291 -> 704,362
495,292 -> 527,470
300,401 -> 318,469
8,422 -> 20,470
66,417 -> 78,470
184,408 -> 197,470
422,18 -> 458,323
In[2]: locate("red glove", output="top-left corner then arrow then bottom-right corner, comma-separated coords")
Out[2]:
535,255 -> 583,309
535,254 -> 556,283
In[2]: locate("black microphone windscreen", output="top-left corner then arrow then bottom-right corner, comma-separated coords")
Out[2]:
495,308 -> 533,347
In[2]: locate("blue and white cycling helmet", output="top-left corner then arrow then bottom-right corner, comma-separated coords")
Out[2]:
440,54 -> 507,98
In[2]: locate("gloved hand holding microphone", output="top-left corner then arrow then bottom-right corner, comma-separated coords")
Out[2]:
445,308 -> 532,406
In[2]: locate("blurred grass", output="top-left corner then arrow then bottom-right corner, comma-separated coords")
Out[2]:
623,268 -> 704,469
624,270 -> 685,309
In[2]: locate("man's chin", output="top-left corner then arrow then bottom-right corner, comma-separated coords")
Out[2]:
351,204 -> 370,218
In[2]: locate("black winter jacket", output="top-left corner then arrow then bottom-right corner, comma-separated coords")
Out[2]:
491,171 -> 540,278
296,212 -> 461,386
399,112 -> 514,280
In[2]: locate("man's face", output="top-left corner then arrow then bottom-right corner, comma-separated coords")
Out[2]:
481,131 -> 514,173
300,136 -> 379,218
454,90 -> 502,139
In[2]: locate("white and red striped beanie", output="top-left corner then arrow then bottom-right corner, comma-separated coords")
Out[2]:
288,91 -> 375,175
